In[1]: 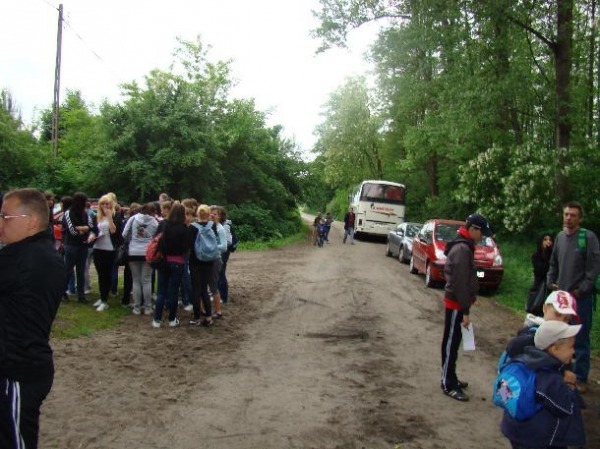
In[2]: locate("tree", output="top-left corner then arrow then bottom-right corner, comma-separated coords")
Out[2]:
0,90 -> 45,191
315,76 -> 384,188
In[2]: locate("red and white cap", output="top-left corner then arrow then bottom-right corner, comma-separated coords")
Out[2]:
544,290 -> 577,316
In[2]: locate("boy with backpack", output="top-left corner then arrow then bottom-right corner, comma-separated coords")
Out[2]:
499,320 -> 585,449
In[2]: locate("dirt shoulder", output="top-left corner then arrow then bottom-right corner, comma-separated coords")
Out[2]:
40,220 -> 599,449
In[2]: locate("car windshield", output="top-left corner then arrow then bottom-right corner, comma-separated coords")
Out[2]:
435,224 -> 461,242
406,225 -> 420,237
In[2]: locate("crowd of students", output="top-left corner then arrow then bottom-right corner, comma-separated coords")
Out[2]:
58,192 -> 235,328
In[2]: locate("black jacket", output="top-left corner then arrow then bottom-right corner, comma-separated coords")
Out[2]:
0,231 -> 66,382
443,230 -> 478,314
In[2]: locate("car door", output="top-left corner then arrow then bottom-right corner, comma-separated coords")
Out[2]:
412,221 -> 431,271
392,224 -> 405,253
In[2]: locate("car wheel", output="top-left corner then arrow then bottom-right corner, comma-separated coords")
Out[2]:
409,256 -> 418,274
385,241 -> 392,257
398,246 -> 406,263
425,263 -> 436,288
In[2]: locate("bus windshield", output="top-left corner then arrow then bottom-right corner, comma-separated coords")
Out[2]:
360,182 -> 405,204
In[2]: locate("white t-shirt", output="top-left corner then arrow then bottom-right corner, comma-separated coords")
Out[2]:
94,219 -> 114,251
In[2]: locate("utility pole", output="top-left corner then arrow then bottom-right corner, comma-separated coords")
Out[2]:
52,4 -> 63,157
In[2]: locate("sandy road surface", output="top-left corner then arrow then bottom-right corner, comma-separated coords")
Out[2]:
40,220 -> 599,449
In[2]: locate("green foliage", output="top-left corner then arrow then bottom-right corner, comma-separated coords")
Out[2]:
0,37 -> 304,244
326,189 -> 352,220
315,76 -> 385,188
0,90 -> 47,191
311,0 -> 600,237
227,203 -> 302,242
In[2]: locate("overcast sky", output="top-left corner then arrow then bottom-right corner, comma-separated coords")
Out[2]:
2,0 -> 381,156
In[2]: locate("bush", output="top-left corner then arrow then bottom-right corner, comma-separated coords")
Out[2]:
227,202 -> 302,242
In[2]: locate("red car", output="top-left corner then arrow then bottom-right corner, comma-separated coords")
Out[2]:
409,218 -> 504,291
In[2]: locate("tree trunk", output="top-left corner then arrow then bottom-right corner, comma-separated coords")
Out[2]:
555,0 -> 573,203
426,152 -> 439,198
589,0 -> 597,141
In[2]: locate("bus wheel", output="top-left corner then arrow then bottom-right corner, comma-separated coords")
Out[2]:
409,256 -> 418,274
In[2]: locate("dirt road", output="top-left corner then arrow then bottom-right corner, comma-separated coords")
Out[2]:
40,220 -> 599,449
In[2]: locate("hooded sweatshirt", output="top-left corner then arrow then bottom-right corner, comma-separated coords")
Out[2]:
122,213 -> 159,257
443,227 -> 478,314
500,346 -> 585,447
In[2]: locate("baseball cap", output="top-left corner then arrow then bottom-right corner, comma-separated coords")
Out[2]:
544,290 -> 577,316
534,320 -> 581,350
465,213 -> 492,236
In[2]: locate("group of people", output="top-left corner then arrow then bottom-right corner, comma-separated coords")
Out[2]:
442,201 -> 599,448
59,192 -> 236,328
312,212 -> 333,246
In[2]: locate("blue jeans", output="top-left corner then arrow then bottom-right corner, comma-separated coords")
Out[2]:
343,228 -> 354,244
64,244 -> 88,300
181,258 -> 192,306
155,262 -> 184,322
573,295 -> 593,382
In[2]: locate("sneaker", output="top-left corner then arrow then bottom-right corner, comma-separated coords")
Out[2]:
132,308 -> 141,315
96,302 -> 109,312
85,289 -> 92,295
212,312 -> 223,319
189,318 -> 200,326
151,320 -> 161,328
143,308 -> 153,316
443,388 -> 469,402
169,317 -> 180,328
93,299 -> 102,307
183,304 -> 193,312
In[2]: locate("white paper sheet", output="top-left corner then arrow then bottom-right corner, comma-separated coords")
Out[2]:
461,323 -> 476,351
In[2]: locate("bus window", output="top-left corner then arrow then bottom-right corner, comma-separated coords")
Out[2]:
384,186 -> 404,201
361,183 -> 384,199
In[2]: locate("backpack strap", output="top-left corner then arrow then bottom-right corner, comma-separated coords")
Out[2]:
210,221 -> 221,245
578,228 -> 587,255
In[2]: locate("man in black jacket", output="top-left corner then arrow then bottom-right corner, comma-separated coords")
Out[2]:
441,213 -> 492,401
0,188 -> 66,449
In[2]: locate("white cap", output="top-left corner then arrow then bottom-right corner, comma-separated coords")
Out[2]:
544,290 -> 577,316
534,320 -> 581,350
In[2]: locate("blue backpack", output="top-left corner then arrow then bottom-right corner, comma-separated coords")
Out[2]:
191,221 -> 221,261
492,360 -> 543,421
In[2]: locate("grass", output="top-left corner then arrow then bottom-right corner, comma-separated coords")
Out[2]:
51,224 -> 311,339
494,238 -> 600,354
53,292 -> 130,339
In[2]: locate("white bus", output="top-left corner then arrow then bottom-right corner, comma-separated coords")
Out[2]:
349,180 -> 406,237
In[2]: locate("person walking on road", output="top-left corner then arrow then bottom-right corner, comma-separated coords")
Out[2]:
441,213 -> 492,401
547,201 -> 600,394
0,188 -> 66,449
343,207 -> 356,244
